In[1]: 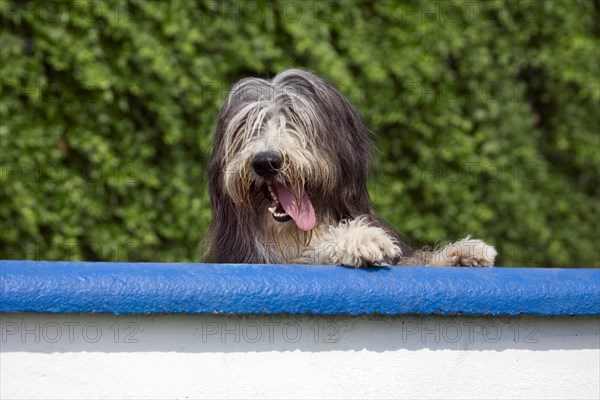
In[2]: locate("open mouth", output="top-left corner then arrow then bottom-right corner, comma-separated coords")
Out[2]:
263,183 -> 316,231
265,184 -> 292,222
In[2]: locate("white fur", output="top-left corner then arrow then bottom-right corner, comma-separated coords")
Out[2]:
428,236 -> 497,267
296,218 -> 402,267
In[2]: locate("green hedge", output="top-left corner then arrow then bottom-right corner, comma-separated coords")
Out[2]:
1,0 -> 598,267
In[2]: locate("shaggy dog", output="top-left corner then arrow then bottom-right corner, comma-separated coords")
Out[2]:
204,69 -> 497,267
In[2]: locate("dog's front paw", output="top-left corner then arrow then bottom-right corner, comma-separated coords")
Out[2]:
430,236 -> 497,267
320,219 -> 402,267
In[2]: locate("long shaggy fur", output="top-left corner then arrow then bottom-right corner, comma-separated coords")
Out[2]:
204,69 -> 497,267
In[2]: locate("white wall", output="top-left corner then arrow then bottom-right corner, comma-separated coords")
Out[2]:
1,313 -> 599,400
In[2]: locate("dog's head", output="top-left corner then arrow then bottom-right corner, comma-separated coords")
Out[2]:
208,69 -> 374,233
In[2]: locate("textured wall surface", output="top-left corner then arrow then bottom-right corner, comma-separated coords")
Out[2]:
2,261 -> 599,398
1,313 -> 599,399
2,261 -> 600,316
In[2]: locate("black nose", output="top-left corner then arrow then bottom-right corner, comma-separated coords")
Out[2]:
251,152 -> 283,177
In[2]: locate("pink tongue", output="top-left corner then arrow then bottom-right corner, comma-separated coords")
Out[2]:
275,183 -> 316,231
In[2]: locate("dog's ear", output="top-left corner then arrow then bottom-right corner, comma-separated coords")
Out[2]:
204,188 -> 257,263
203,105 -> 254,263
315,81 -> 374,220
204,128 -> 263,263
337,97 -> 373,217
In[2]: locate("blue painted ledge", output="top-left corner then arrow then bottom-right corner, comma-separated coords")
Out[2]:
1,260 -> 599,316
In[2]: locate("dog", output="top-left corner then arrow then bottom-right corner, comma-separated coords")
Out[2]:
204,69 -> 497,267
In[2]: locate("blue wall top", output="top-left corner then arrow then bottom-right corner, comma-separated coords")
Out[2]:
1,260 -> 598,316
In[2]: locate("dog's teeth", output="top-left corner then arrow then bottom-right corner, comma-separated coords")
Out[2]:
268,207 -> 276,214
268,185 -> 278,200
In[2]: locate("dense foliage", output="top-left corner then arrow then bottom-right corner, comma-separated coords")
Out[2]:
1,0 -> 598,266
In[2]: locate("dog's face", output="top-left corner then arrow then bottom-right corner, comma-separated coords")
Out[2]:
205,69 -> 415,263
219,80 -> 333,232
208,69 -> 374,235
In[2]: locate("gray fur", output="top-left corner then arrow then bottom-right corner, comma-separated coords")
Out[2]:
204,69 -> 496,267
